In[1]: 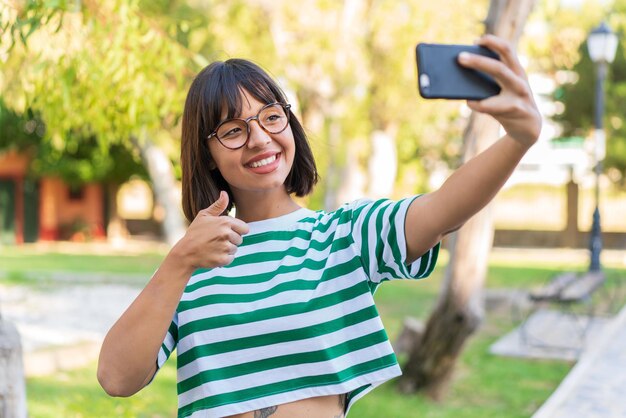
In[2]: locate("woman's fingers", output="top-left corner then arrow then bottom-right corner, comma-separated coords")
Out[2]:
466,94 -> 525,115
475,34 -> 526,79
457,51 -> 528,97
229,217 -> 250,236
228,229 -> 244,246
227,242 -> 238,255
455,35 -> 541,147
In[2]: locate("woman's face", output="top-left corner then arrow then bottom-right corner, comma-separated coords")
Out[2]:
208,90 -> 296,202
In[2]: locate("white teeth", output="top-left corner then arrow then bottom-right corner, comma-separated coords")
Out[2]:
249,154 -> 277,168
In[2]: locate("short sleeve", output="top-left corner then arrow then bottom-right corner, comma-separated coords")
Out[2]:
350,196 -> 439,285
156,311 -> 179,371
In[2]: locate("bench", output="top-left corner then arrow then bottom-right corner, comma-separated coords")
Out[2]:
520,271 -> 607,350
530,271 -> 606,304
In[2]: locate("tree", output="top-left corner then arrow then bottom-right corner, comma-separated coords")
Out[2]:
361,0 -> 488,199
1,0 -> 195,245
232,0 -> 490,209
399,0 -> 537,399
554,0 -> 626,186
2,0 -> 503,223
0,319 -> 27,418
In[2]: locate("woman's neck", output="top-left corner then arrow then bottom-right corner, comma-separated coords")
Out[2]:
233,190 -> 301,223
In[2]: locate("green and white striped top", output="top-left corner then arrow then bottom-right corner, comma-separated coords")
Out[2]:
157,197 -> 439,417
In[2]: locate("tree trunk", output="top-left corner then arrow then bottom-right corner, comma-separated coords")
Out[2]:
337,141 -> 367,204
0,319 -> 27,418
105,182 -> 129,245
399,0 -> 537,399
134,132 -> 186,247
323,118 -> 342,211
367,127 -> 398,199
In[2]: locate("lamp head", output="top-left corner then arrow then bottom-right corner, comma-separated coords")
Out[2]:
587,21 -> 618,64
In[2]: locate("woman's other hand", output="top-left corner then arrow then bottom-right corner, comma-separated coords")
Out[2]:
171,191 -> 249,272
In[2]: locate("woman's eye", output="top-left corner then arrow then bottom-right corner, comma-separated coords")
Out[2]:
222,127 -> 242,138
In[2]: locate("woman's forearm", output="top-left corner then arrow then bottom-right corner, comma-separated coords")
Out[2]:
431,134 -> 528,231
97,192 -> 250,396
97,250 -> 194,397
406,134 -> 530,261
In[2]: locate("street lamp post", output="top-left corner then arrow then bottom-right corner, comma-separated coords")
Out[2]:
586,22 -> 618,272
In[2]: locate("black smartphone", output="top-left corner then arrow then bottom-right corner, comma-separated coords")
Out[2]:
415,43 -> 501,100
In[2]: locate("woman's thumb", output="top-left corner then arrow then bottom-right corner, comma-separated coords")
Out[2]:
204,191 -> 229,216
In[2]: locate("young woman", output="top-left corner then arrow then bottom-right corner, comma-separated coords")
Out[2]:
98,34 -> 541,418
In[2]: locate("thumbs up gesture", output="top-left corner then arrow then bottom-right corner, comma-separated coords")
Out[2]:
173,191 -> 250,270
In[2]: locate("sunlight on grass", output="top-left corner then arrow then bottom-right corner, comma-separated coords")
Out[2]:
27,359 -> 177,418
0,246 -> 166,276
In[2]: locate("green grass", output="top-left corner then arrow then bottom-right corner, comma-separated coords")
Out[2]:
350,337 -> 570,418
0,246 -> 166,288
27,360 -> 177,418
0,246 -> 165,275
20,247 -> 626,417
350,275 -> 575,418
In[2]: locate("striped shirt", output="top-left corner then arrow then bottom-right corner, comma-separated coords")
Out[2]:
156,196 -> 439,417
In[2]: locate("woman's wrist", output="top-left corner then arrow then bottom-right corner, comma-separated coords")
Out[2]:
163,241 -> 197,278
503,134 -> 535,156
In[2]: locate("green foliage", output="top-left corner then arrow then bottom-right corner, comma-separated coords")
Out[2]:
0,0 -> 69,50
523,0 -> 606,73
553,43 -> 595,136
0,101 -> 146,185
2,1 -> 193,157
0,99 -> 42,150
535,0 -> 626,186
557,38 -> 626,185
0,1 -> 202,185
208,0 -> 491,200
7,0 -> 609,200
26,2 -> 189,145
365,0 -> 488,171
30,137 -> 147,185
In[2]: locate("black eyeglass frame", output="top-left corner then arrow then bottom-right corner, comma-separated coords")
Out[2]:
207,102 -> 292,150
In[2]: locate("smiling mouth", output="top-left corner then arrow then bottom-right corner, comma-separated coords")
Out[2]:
248,153 -> 280,168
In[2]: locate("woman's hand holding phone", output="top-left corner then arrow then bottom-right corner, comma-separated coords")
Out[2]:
457,34 -> 541,149
416,34 -> 541,149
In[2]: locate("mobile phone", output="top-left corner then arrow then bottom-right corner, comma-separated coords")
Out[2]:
415,43 -> 501,100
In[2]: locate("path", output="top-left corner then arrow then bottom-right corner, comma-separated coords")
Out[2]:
532,304 -> 626,418
0,278 -> 142,376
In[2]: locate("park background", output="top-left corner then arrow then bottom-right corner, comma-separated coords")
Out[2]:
1,0 -> 626,417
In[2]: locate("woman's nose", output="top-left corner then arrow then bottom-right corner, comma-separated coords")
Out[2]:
247,120 -> 271,148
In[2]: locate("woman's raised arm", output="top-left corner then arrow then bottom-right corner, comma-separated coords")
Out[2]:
404,35 -> 541,263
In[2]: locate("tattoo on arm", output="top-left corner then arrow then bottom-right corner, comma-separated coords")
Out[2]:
254,406 -> 278,418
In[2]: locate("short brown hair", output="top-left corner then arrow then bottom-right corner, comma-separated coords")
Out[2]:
181,59 -> 318,222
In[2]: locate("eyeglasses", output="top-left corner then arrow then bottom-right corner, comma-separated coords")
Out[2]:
207,102 -> 291,150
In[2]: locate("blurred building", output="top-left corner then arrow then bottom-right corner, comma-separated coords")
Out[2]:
0,150 -> 105,244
